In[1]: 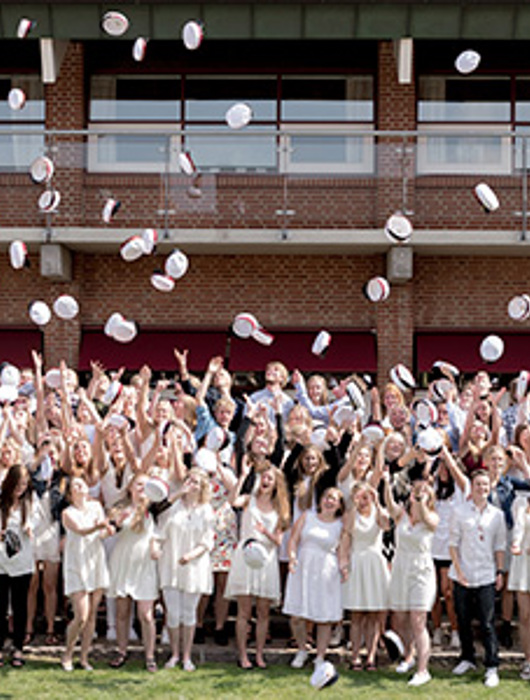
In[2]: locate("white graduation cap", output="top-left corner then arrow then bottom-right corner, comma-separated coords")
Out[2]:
455,49 -> 481,75
362,422 -> 385,444
384,213 -> 413,244
53,295 -> 79,320
144,475 -> 170,503
194,446 -> 217,474
417,426 -> 444,456
104,312 -> 124,338
165,249 -> 189,280
0,385 -> 18,404
17,18 -> 35,39
178,151 -> 197,177
102,11 -> 129,37
225,103 -> 253,130
312,330 -> 331,357
413,398 -> 438,429
28,300 -> 51,326
29,155 -> 54,185
8,87 -> 26,111
252,328 -> 274,346
310,661 -> 339,690
102,197 -> 121,223
205,426 -> 230,452
112,318 -> 137,343
150,271 -> 175,293
38,189 -> 61,213
508,294 -> 530,322
9,240 -> 28,270
182,21 -> 204,50
132,37 -> 148,62
141,228 -> 158,255
44,368 -> 61,389
480,334 -> 504,363
390,363 -> 416,392
474,183 -> 499,213
516,370 -> 530,401
0,364 -> 20,387
120,236 -> 145,262
242,538 -> 268,570
232,313 -> 259,339
363,276 -> 390,303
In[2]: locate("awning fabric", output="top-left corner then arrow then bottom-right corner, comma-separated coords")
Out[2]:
79,328 -> 377,373
0,328 -> 42,368
416,331 -> 530,373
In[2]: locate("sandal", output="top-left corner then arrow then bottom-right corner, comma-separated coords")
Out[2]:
109,651 -> 128,669
146,658 -> 158,673
11,653 -> 25,669
45,633 -> 59,646
365,661 -> 377,671
23,633 -> 33,647
349,659 -> 363,671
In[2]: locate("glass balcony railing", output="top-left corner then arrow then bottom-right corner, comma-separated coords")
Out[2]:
0,126 -> 528,239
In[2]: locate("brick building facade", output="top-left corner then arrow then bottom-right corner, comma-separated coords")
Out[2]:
0,1 -> 529,385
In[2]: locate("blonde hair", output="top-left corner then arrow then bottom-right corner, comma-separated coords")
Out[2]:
260,464 -> 290,531
266,361 -> 289,388
184,467 -> 211,505
295,445 -> 328,512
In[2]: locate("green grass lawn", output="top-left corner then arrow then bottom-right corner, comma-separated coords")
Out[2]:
0,659 -> 527,699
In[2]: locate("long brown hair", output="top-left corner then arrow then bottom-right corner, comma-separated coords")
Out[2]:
0,464 -> 32,531
295,445 -> 328,512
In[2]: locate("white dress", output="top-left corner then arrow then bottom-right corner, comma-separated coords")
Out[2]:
388,516 -> 436,611
33,490 -> 61,563
282,510 -> 343,623
63,500 -> 110,596
158,500 -> 215,594
342,508 -> 389,611
508,507 -> 530,592
108,510 -> 158,600
224,496 -> 281,604
0,502 -> 37,577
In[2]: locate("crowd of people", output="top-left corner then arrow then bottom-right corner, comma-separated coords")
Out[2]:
1,348 -> 530,688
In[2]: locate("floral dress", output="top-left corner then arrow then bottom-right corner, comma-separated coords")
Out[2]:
210,473 -> 238,572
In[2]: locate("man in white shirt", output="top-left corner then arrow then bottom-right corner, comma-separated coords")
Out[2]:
247,361 -> 294,423
449,469 -> 506,688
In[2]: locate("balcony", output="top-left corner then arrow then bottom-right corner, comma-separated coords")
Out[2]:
0,126 -> 529,254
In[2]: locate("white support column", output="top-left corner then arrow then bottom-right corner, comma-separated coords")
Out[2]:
40,38 -> 69,84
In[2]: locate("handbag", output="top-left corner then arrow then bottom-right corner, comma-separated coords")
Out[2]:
4,529 -> 22,558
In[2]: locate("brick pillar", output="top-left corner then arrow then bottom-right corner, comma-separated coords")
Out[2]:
43,43 -> 85,369
376,280 -> 414,390
376,41 -> 416,224
375,41 -> 416,386
45,41 -> 85,228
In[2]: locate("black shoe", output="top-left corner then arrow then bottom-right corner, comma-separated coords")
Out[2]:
194,627 -> 206,645
214,628 -> 229,646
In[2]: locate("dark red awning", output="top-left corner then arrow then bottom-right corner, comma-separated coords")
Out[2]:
228,330 -> 377,373
416,331 -> 530,373
0,328 -> 42,367
78,329 -> 228,372
79,328 -> 377,374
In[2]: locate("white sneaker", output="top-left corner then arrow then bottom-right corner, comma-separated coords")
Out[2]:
291,650 -> 308,669
452,660 -> 477,676
432,628 -> 443,646
164,655 -> 179,670
396,659 -> 416,674
408,671 -> 432,687
450,630 -> 461,649
520,661 -> 530,681
182,659 -> 196,672
484,667 -> 499,688
106,627 -> 117,642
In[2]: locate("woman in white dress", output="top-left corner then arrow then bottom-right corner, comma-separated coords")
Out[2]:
341,481 -> 390,670
283,487 -> 347,669
107,472 -> 159,672
60,477 -> 113,671
158,468 -> 215,672
384,473 -> 439,687
0,464 -> 35,668
508,497 -> 530,681
225,464 -> 290,669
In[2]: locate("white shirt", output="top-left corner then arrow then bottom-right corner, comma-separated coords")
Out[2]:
448,499 -> 506,587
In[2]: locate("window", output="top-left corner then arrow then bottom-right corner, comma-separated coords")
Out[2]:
417,76 -> 511,174
88,73 -> 375,174
0,75 -> 44,172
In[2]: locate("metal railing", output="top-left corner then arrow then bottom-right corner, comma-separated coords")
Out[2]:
0,126 -> 527,239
